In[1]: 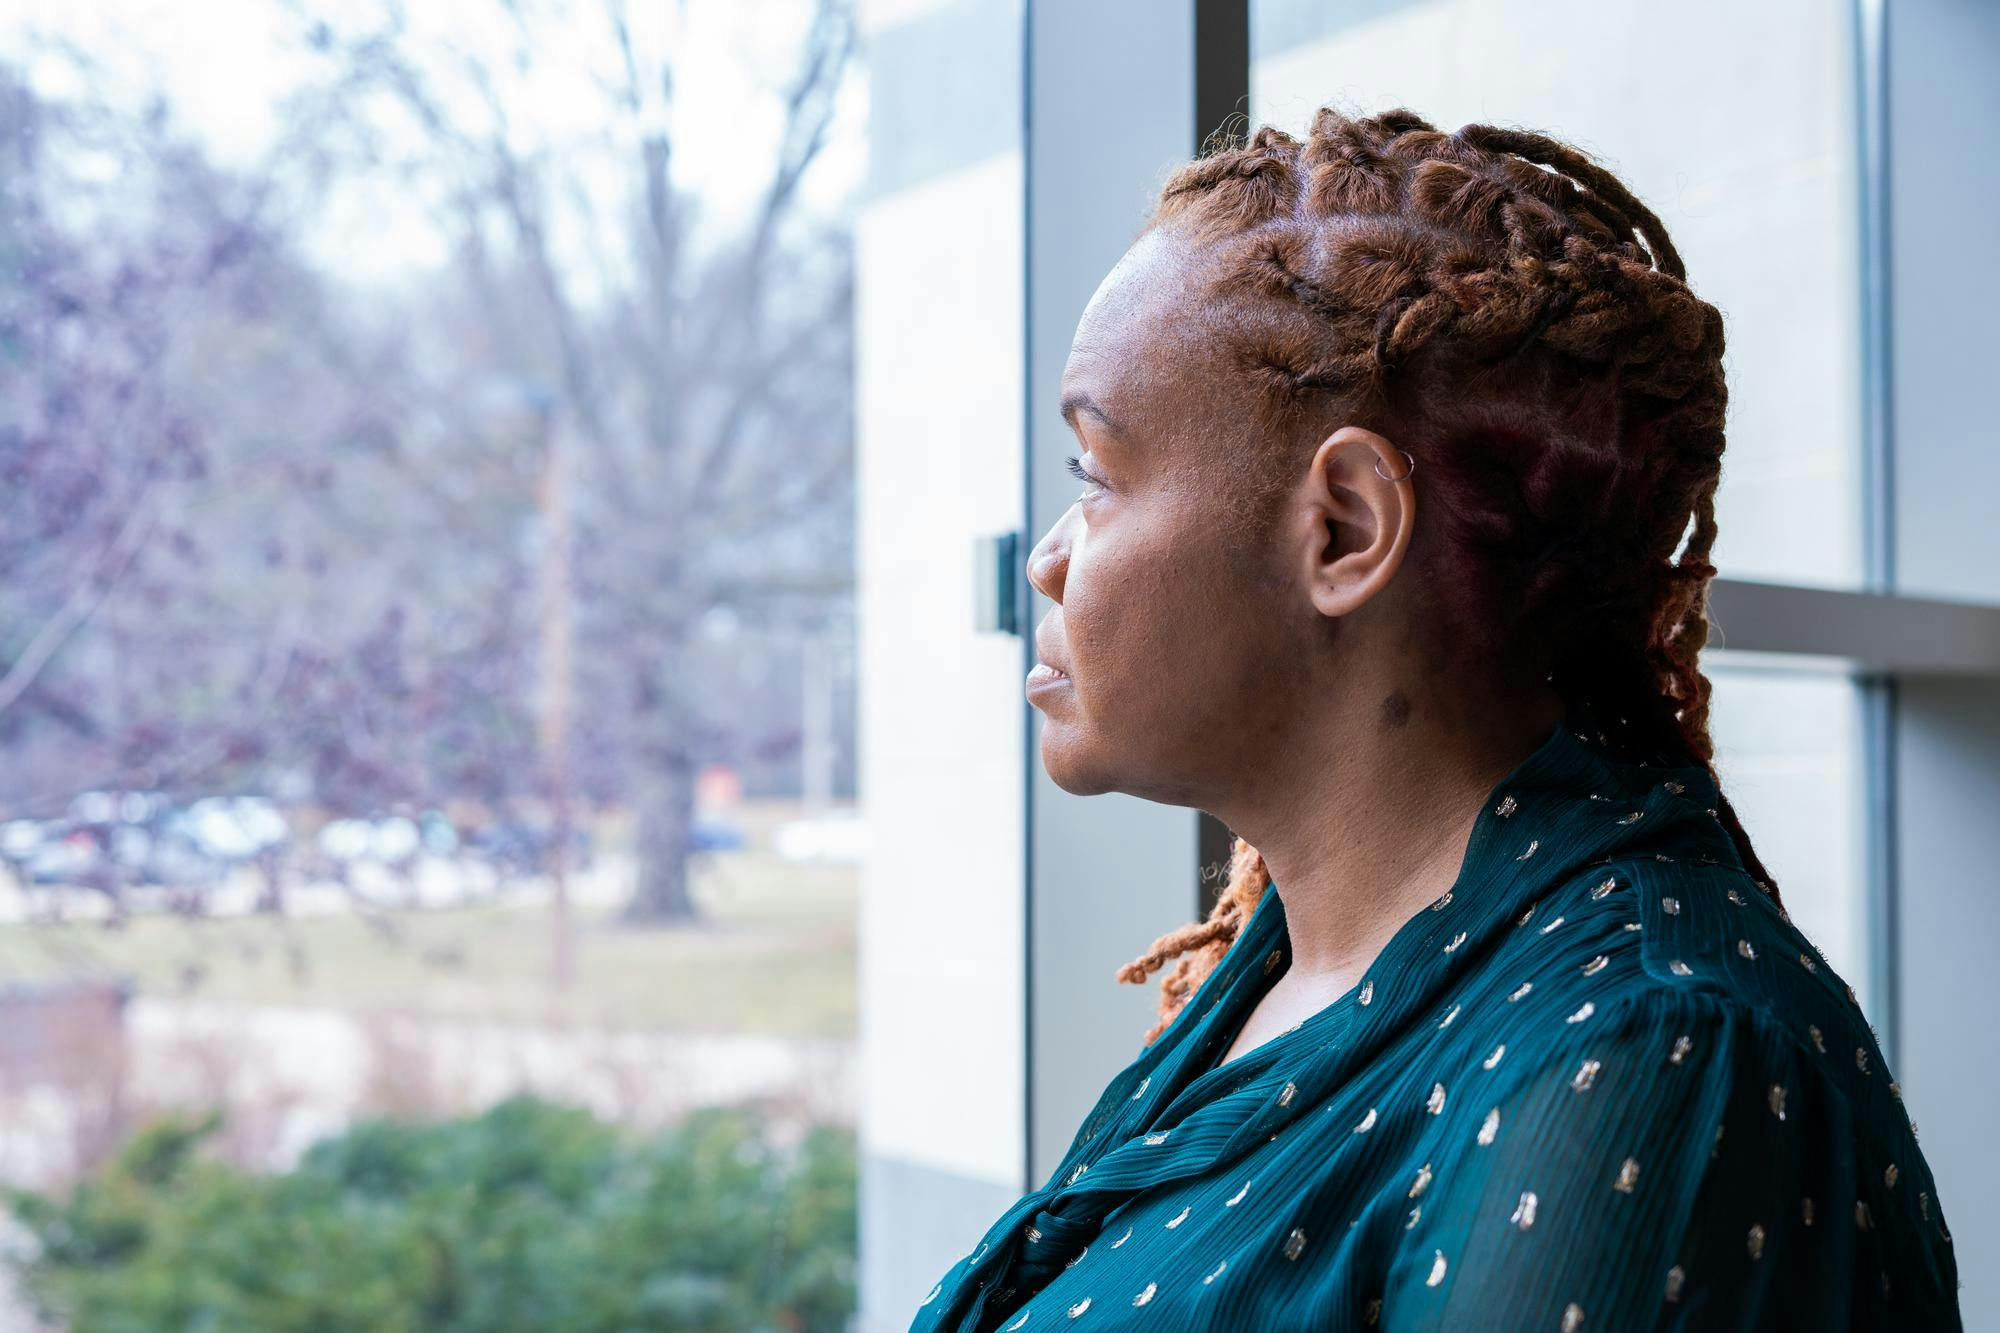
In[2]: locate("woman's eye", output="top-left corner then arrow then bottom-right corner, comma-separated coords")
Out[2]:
1064,454 -> 1103,492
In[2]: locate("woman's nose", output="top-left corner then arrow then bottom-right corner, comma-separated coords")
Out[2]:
1026,524 -> 1066,603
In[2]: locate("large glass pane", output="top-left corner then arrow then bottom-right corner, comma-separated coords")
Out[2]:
1250,0 -> 1867,592
0,1 -> 864,1324
1705,662 -> 1874,1018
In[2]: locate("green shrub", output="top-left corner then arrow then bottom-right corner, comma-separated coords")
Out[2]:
4,1097 -> 856,1332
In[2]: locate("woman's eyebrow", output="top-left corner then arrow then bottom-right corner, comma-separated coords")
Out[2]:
1059,389 -> 1120,437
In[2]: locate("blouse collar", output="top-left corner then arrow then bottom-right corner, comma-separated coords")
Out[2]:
931,701 -> 1737,1328
1171,700 -> 1732,1112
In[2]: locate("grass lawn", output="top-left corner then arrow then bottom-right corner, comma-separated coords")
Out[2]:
0,800 -> 858,1038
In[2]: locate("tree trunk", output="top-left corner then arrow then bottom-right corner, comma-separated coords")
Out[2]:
624,756 -> 700,923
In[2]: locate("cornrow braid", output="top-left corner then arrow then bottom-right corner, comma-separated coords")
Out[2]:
1116,106 -> 1782,1045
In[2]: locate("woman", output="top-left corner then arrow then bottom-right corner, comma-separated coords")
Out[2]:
911,108 -> 1961,1331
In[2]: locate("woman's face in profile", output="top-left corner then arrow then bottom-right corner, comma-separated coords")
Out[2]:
1025,223 -> 1321,807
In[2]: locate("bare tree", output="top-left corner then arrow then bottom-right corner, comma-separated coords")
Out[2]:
285,0 -> 857,921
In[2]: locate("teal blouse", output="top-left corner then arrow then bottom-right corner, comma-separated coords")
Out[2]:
910,706 -> 1962,1331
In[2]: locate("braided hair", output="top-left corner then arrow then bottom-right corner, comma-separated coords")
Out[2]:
1113,106 -> 1783,1045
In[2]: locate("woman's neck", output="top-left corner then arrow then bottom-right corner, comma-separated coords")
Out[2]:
1216,682 -> 1567,985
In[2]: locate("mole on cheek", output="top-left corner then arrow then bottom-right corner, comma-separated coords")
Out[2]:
1381,691 -> 1411,727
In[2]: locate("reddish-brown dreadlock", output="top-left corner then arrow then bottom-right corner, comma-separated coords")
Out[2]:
1114,106 -> 1783,1046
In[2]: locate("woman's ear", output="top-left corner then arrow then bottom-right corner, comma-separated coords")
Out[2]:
1293,425 -> 1416,621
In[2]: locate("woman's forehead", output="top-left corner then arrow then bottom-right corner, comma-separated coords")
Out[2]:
1064,228 -> 1239,427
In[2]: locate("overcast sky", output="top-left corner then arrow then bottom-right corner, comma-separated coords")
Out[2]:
1,0 -> 868,296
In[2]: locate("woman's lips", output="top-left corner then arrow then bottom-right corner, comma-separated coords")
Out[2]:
1026,662 -> 1070,696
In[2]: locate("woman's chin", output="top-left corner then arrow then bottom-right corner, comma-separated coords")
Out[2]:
1036,727 -> 1121,797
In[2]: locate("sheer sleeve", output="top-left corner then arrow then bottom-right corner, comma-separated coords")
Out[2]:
1381,988 -> 1959,1331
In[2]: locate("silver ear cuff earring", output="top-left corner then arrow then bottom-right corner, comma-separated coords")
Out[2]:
1374,448 -> 1417,482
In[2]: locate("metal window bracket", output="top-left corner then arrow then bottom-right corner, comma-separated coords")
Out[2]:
975,530 -> 1024,635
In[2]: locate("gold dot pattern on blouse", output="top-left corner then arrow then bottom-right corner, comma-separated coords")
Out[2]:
1143,1130 -> 1170,1145
916,728 -> 1961,1331
1064,1244 -> 1087,1269
1431,889 -> 1454,911
1130,1074 -> 1149,1100
1495,794 -> 1519,817
1617,809 -> 1645,825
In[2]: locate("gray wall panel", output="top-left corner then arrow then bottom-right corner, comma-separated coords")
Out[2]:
1888,0 -> 2000,608
1024,1 -> 1208,1190
860,1151 -> 1025,1331
1892,684 -> 1996,1326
